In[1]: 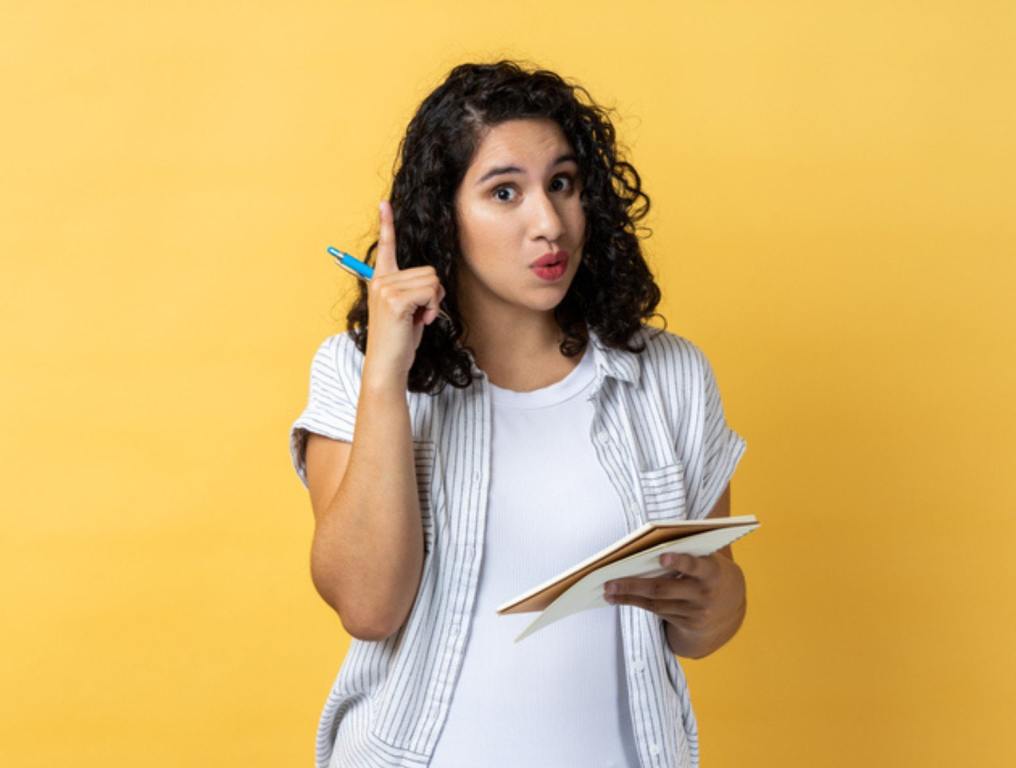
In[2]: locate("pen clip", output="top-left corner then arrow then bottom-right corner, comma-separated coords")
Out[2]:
335,259 -> 365,279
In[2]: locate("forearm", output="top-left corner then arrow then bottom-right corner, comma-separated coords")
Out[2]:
311,374 -> 423,639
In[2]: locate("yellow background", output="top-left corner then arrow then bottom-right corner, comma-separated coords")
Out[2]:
3,1 -> 1013,765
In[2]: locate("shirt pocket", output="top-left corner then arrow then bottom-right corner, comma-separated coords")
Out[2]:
413,439 -> 440,554
637,460 -> 689,522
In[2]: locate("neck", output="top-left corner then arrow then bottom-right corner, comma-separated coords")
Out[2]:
461,309 -> 565,374
456,269 -> 588,387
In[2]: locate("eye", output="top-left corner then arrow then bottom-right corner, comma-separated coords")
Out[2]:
492,185 -> 516,203
551,173 -> 576,192
491,173 -> 576,203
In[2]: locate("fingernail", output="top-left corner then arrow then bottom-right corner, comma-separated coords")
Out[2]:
606,583 -> 618,594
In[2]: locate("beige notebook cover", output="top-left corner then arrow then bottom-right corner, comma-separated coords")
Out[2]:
497,514 -> 760,643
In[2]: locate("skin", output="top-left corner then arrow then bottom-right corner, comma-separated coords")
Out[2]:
451,117 -> 746,658
452,117 -> 587,391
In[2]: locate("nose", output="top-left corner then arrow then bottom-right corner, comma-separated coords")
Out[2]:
529,189 -> 565,245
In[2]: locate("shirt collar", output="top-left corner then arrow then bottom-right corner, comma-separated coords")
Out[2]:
467,326 -> 643,386
587,327 -> 642,385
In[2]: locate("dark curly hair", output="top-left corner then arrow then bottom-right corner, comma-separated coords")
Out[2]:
342,58 -> 667,394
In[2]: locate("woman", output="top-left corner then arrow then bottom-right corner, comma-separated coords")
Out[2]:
290,60 -> 748,768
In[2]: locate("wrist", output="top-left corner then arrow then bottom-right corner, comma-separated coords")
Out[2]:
361,363 -> 409,397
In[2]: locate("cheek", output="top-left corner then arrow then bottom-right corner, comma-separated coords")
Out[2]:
567,203 -> 587,246
457,227 -> 516,287
466,223 -> 523,273
459,203 -> 518,251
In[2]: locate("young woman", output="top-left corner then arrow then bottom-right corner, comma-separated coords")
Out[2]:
290,60 -> 748,768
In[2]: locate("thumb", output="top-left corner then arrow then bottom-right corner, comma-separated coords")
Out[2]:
374,200 -> 399,276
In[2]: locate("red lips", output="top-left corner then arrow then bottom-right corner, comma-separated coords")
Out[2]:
531,250 -> 570,267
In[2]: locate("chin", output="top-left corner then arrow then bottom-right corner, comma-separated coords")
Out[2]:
532,282 -> 576,312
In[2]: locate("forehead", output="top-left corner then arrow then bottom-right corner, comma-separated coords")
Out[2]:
467,118 -> 572,169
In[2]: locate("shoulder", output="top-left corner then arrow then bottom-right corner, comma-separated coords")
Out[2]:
627,327 -> 719,435
316,328 -> 360,356
314,329 -> 364,374
633,325 -> 710,381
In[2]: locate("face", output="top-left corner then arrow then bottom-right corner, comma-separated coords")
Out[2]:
453,118 -> 586,321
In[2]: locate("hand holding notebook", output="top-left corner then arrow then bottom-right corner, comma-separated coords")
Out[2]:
497,515 -> 760,643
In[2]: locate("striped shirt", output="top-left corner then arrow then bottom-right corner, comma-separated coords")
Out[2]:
289,325 -> 747,768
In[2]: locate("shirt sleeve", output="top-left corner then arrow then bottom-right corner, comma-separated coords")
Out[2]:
289,333 -> 360,490
687,346 -> 747,521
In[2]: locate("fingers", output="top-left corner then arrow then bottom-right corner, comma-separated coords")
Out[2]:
371,273 -> 446,325
375,200 -> 398,275
370,199 -> 447,325
422,282 -> 448,325
659,553 -> 708,579
605,595 -> 698,619
604,573 -> 702,603
417,290 -> 442,326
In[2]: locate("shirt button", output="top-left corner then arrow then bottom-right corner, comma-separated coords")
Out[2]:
649,743 -> 660,756
633,660 -> 646,673
472,470 -> 481,483
596,430 -> 610,444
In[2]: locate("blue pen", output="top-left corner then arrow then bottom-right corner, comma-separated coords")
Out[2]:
327,246 -> 453,325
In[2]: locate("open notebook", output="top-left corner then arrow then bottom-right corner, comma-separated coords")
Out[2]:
497,514 -> 760,643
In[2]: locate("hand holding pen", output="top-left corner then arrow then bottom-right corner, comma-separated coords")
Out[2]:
329,243 -> 454,326
327,200 -> 450,378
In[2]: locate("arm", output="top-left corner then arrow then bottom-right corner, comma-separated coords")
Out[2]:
304,374 -> 424,642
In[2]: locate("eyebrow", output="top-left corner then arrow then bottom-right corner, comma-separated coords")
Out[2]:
475,153 -> 578,186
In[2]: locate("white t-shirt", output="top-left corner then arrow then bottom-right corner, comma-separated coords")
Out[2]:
428,343 -> 641,768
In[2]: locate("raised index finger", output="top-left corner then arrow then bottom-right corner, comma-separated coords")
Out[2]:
374,199 -> 399,276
